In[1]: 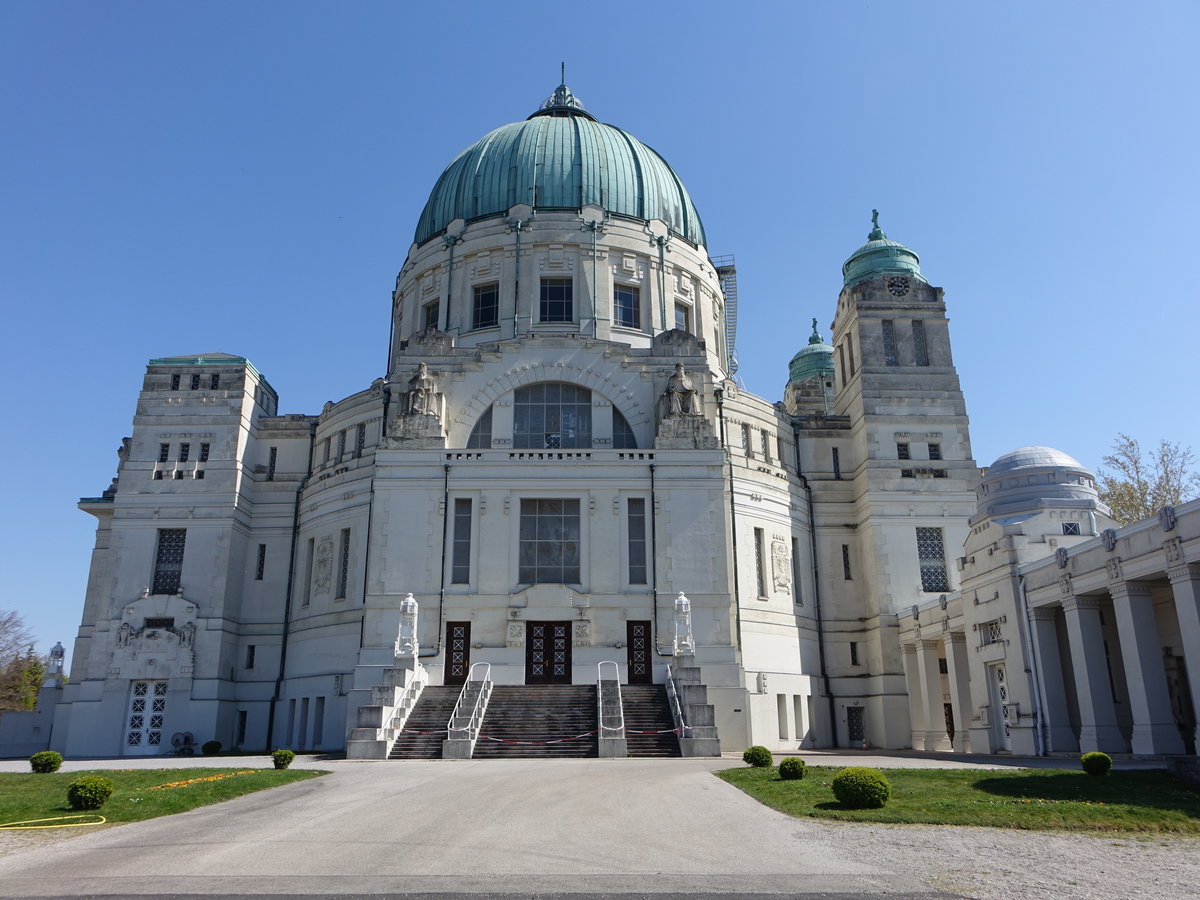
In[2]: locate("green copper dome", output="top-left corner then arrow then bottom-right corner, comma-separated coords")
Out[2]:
842,210 -> 923,288
414,82 -> 707,247
789,319 -> 835,384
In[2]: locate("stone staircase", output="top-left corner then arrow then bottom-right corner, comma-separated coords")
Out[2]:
621,684 -> 682,757
387,685 -> 461,760
670,661 -> 721,756
472,685 -> 599,759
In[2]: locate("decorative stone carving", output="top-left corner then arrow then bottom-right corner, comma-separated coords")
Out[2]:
1106,558 -> 1122,583
771,539 -> 791,593
1159,505 -> 1177,532
315,539 -> 333,594
655,412 -> 718,450
394,593 -> 419,659
1055,547 -> 1069,569
1059,574 -> 1072,596
572,620 -> 590,647
1102,528 -> 1117,552
1164,537 -> 1184,565
505,620 -> 526,648
405,363 -> 439,417
673,592 -> 694,656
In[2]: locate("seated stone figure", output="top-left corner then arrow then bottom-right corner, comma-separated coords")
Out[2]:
665,363 -> 699,415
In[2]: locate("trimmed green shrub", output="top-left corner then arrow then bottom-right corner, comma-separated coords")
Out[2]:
778,757 -> 807,780
67,775 -> 114,810
201,740 -> 222,756
272,748 -> 296,770
832,766 -> 892,809
743,745 -> 773,768
1081,751 -> 1113,776
29,750 -> 63,774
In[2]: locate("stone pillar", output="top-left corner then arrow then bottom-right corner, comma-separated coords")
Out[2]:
901,643 -> 927,750
1029,605 -> 1078,753
1168,565 -> 1200,752
916,640 -> 950,751
1110,582 -> 1184,755
1061,595 -> 1125,752
943,632 -> 972,752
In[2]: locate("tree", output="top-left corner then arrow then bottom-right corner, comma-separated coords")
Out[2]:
1097,433 -> 1200,526
0,610 -> 42,713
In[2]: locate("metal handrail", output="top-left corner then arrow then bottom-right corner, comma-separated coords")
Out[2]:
665,664 -> 692,739
597,660 -> 624,739
446,662 -> 492,742
388,664 -> 428,731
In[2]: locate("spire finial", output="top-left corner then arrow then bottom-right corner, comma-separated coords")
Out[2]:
871,209 -> 879,229
561,61 -> 566,85
868,208 -> 886,241
808,318 -> 824,345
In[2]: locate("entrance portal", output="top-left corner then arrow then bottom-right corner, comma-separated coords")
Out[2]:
525,621 -> 572,684
445,622 -> 471,686
627,621 -> 652,684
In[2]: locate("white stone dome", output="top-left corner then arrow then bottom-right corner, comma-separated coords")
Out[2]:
987,446 -> 1085,475
977,445 -> 1106,520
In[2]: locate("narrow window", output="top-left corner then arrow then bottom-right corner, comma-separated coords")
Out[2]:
761,430 -> 772,464
832,447 -> 842,479
237,710 -> 248,744
614,285 -> 640,329
267,447 -> 277,481
518,499 -> 581,584
850,642 -> 860,666
912,320 -> 929,366
627,498 -> 647,585
152,528 -> 187,594
539,278 -> 573,323
847,333 -> 856,375
938,657 -> 949,674
194,469 -> 205,479
466,406 -> 493,449
199,442 -> 210,462
791,537 -> 803,605
355,423 -> 366,457
777,436 -> 786,469
153,470 -> 164,480
842,544 -> 852,580
255,543 -> 266,580
313,696 -> 325,746
916,527 -> 950,592
323,437 -> 331,464
472,283 -> 499,330
336,528 -> 350,598
837,344 -> 847,385
210,374 -> 220,390
882,320 -> 898,366
302,538 -> 314,607
246,645 -> 256,669
423,300 -> 440,331
674,303 -> 691,333
741,423 -> 753,458
451,499 -> 471,584
928,442 -> 942,460
178,442 -> 190,462
159,443 -> 170,463
897,442 -> 910,460
170,373 -> 181,390
754,528 -> 768,597
190,374 -> 201,390
337,430 -> 346,461
1062,522 -> 1081,536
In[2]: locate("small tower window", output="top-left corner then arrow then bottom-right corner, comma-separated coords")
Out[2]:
614,285 -> 640,329
882,320 -> 898,366
928,443 -> 942,460
159,443 -> 170,463
355,423 -> 366,457
741,423 -> 753,459
841,544 -> 853,580
912,320 -> 929,366
178,443 -> 190,462
1062,522 -> 1081,536
199,443 -> 210,462
473,283 -> 499,330
210,374 -> 220,390
832,447 -> 842,479
170,374 -> 181,390
190,374 -> 201,390
897,442 -> 911,460
267,447 -> 277,481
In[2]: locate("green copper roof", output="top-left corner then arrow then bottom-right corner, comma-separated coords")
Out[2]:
842,210 -> 923,288
414,82 -> 706,247
789,318 -> 835,384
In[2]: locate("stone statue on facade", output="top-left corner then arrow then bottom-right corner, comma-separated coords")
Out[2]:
673,592 -> 694,656
665,363 -> 698,416
405,363 -> 439,417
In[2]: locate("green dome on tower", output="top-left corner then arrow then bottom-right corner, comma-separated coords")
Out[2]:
789,319 -> 835,384
414,81 -> 707,247
842,210 -> 923,288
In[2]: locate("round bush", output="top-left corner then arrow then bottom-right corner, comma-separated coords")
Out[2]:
1081,751 -> 1112,776
272,748 -> 296,770
67,775 -> 114,811
743,745 -> 773,768
201,740 -> 222,756
831,766 -> 892,809
778,757 -> 807,780
29,751 -> 63,774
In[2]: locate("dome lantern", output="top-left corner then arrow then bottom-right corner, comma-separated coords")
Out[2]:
841,210 -> 923,289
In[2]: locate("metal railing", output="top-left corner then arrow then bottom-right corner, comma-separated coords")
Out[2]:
446,662 -> 492,745
665,664 -> 692,739
597,660 -> 624,739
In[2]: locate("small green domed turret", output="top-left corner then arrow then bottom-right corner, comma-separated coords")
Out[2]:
789,318 -> 835,384
841,210 -> 923,288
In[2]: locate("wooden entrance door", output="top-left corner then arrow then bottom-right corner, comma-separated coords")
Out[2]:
627,621 -> 652,684
525,621 -> 572,684
445,622 -> 471,685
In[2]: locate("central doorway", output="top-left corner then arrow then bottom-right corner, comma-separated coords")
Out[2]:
626,621 -> 652,684
525,621 -> 572,684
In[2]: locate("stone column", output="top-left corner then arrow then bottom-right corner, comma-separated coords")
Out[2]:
916,640 -> 951,751
1061,595 -> 1125,752
1029,605 -> 1078,753
1168,564 -> 1200,752
943,632 -> 973,753
901,643 -> 926,750
1110,582 -> 1184,755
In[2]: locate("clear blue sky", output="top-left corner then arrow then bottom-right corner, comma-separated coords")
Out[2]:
3,1 -> 1198,663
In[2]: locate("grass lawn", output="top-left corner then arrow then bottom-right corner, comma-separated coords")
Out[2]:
0,767 -> 327,829
717,765 -> 1200,833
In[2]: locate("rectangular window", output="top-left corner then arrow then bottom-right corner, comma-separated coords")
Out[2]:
674,303 -> 691,333
210,374 -> 220,390
897,442 -> 910,460
832,447 -> 842,479
842,544 -> 852,581
754,528 -> 768,598
882,320 -> 898,366
451,499 -> 472,585
178,442 -> 190,462
518,499 -> 581,584
153,470 -> 164,480
928,443 -> 942,460
302,538 -> 314,607
337,430 -> 346,461
267,447 -> 277,481
173,470 -> 184,480
912,320 -> 929,366
472,283 -> 499,330
627,498 -> 647,585
777,436 -> 786,469
355,423 -> 366,457
336,528 -> 350,598
170,373 -> 181,390
850,641 -> 860,666
194,469 -> 205,480
190,373 -> 201,390
777,693 -> 789,740
237,710 -> 248,744
761,430 -> 772,463
159,443 -> 170,463
837,344 -> 847,385
938,657 -> 949,674
847,333 -> 856,375
423,301 -> 440,331
245,645 -> 256,669
614,285 -> 640,329
255,543 -> 266,580
199,442 -> 210,462
539,278 -> 573,323
981,619 -> 1002,645
152,528 -> 187,594
323,437 -> 331,464
1062,521 -> 1081,536
741,423 -> 753,458
916,527 -> 950,592
791,537 -> 803,605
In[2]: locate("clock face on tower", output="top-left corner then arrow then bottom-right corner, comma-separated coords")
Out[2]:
887,276 -> 910,297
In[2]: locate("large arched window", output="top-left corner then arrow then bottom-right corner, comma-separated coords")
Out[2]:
513,383 -> 591,449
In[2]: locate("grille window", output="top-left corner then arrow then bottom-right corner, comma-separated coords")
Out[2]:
882,320 -> 898,366
518,499 -> 581,584
912,320 -> 929,366
916,527 -> 950,592
152,529 -> 186,594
